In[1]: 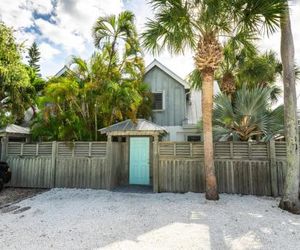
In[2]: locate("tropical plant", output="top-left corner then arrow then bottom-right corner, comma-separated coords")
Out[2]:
0,22 -> 30,127
212,86 -> 284,141
31,11 -> 152,141
188,42 -> 283,102
93,10 -> 140,74
142,0 -> 286,200
279,1 -> 300,214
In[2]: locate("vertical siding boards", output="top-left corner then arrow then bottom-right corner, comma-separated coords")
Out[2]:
144,66 -> 186,126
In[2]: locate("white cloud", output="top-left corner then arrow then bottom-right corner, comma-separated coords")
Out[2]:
27,0 -> 53,14
0,1 -> 33,29
0,0 -> 124,76
35,18 -> 87,54
39,42 -> 61,61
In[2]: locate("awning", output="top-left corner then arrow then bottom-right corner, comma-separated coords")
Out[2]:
99,119 -> 166,136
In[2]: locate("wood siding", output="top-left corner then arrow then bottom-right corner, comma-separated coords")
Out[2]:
144,66 -> 186,126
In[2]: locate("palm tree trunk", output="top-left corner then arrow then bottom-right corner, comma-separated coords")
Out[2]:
202,69 -> 219,200
279,3 -> 300,213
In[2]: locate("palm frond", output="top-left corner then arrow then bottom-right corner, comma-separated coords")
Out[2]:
141,0 -> 196,54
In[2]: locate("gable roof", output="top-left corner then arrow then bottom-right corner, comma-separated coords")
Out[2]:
99,119 -> 166,134
0,124 -> 30,135
55,65 -> 72,77
145,59 -> 189,89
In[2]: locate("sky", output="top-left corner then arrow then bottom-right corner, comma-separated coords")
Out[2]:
0,0 -> 299,83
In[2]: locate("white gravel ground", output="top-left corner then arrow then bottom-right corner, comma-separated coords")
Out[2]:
0,189 -> 300,250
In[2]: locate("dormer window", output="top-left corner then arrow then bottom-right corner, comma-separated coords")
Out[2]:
152,91 -> 164,111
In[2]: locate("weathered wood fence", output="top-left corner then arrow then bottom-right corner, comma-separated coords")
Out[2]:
158,141 -> 287,196
1,140 -> 289,196
5,142 -> 109,189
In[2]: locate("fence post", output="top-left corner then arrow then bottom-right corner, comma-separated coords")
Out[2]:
153,135 -> 159,192
269,140 -> 278,197
51,141 -> 57,188
1,137 -> 8,161
107,134 -> 114,190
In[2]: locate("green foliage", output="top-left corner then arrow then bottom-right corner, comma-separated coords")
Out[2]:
27,42 -> 41,73
212,86 -> 284,141
142,0 -> 286,55
188,40 -> 283,102
31,11 -> 152,141
0,22 -> 30,127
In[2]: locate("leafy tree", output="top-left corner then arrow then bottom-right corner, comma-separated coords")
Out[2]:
212,86 -> 284,141
0,22 -> 30,127
142,0 -> 286,200
31,11 -> 152,141
27,42 -> 41,73
279,1 -> 300,214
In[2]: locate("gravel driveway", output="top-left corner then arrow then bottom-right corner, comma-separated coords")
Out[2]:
0,188 -> 299,250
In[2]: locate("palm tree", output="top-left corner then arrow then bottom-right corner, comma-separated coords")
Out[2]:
142,0 -> 286,200
32,12 -> 152,141
213,86 -> 284,141
93,11 -> 139,73
279,1 -> 300,213
188,40 -> 283,103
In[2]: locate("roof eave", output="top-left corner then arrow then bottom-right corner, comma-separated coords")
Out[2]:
145,59 -> 190,90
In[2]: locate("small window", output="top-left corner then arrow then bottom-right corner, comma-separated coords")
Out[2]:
187,135 -> 201,142
152,92 -> 164,110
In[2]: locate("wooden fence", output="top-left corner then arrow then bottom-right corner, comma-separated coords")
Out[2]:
1,140 -> 289,196
5,142 -> 109,189
158,141 -> 287,196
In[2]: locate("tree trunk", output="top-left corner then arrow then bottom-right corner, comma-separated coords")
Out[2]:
279,3 -> 300,214
202,69 -> 219,200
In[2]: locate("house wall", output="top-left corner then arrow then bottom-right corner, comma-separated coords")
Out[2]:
161,125 -> 201,142
144,66 -> 186,126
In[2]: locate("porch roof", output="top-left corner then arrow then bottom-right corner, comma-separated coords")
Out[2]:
0,124 -> 30,136
99,119 -> 167,136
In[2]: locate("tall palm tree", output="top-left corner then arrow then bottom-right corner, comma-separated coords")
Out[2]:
142,0 -> 286,200
279,1 -> 300,213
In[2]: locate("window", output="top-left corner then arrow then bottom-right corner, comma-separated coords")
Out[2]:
187,135 -> 201,142
152,92 -> 164,110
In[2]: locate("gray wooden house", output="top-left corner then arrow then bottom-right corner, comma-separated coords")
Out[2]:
144,59 -> 219,142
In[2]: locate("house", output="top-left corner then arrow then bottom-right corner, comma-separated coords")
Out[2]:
55,59 -> 220,141
144,59 -> 219,141
98,60 -> 220,188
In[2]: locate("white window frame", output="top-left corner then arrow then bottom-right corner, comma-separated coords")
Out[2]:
152,91 -> 165,111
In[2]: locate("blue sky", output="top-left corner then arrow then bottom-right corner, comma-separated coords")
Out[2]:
0,0 -> 299,82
